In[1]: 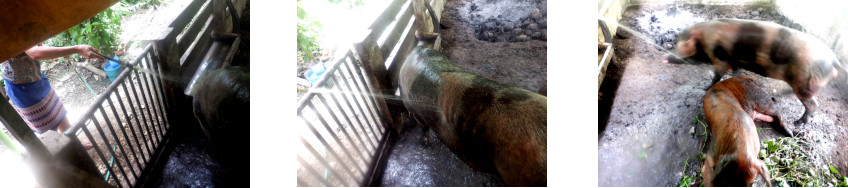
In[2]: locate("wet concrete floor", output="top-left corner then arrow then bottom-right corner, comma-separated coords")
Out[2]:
143,125 -> 248,187
378,116 -> 504,186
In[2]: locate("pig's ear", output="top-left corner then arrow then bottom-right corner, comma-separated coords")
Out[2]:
678,38 -> 698,57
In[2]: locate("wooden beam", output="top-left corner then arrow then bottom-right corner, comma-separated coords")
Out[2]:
353,35 -> 395,96
167,0 -> 209,28
379,3 -> 414,58
180,16 -> 215,67
74,63 -> 107,78
387,20 -> 418,92
0,0 -> 120,61
176,0 -> 213,52
369,0 -> 408,32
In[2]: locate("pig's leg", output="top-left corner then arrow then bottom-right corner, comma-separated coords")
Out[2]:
792,72 -> 826,125
709,61 -> 732,89
751,89 -> 794,137
752,109 -> 794,137
701,155 -> 715,187
755,160 -> 772,187
409,113 -> 431,144
795,97 -> 817,125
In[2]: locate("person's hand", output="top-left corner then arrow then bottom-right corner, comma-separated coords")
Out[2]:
75,45 -> 106,60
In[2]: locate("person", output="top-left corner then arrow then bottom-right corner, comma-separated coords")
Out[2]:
2,44 -> 106,149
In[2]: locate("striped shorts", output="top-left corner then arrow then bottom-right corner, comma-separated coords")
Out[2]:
5,74 -> 68,134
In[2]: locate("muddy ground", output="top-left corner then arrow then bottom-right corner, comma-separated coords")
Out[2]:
440,0 -> 547,92
379,0 -> 547,186
598,4 -> 848,186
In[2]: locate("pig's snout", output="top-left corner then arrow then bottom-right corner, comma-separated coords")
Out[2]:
663,54 -> 686,64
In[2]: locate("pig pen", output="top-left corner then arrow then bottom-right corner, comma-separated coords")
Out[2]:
598,3 -> 848,187
376,0 -> 547,186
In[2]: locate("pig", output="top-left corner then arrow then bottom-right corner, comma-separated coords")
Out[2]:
193,66 -> 250,148
665,18 -> 844,124
538,83 -> 547,96
399,46 -> 547,186
701,76 -> 794,187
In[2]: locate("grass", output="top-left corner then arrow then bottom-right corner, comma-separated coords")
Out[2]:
678,111 -> 709,187
678,109 -> 848,187
760,136 -> 848,187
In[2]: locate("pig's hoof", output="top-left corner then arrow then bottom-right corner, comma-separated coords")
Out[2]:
794,117 -> 811,125
783,128 -> 795,137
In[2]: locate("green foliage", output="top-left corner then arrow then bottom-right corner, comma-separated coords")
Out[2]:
833,165 -> 842,176
124,0 -> 161,7
44,0 -> 160,59
680,110 -> 709,187
679,158 -> 693,187
297,0 -> 367,63
760,136 -> 848,187
44,3 -> 134,58
691,114 -> 708,136
297,3 -> 322,63
327,0 -> 365,9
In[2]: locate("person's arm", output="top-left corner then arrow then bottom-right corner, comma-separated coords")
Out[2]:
24,45 -> 106,61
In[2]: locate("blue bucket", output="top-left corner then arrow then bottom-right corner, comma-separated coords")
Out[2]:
104,56 -> 122,82
305,62 -> 326,84
305,62 -> 334,87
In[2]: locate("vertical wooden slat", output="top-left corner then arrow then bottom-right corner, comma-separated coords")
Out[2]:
386,17 -> 418,92
379,1 -> 414,57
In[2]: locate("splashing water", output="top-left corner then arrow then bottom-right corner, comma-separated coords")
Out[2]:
129,66 -> 182,83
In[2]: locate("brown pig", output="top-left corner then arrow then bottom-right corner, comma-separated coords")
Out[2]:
666,18 -> 844,124
193,66 -> 250,148
701,76 -> 794,186
399,46 -> 547,186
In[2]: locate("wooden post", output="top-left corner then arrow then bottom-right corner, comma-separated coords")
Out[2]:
353,34 -> 389,93
0,0 -> 120,61
352,31 -> 395,132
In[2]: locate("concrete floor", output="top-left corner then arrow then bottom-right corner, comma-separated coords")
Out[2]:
598,4 -> 848,186
142,125 -> 248,188
378,116 -> 503,186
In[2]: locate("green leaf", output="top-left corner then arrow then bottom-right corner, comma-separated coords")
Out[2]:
297,6 -> 307,19
679,176 -> 692,187
768,140 -> 777,153
85,23 -> 92,34
832,165 -> 841,176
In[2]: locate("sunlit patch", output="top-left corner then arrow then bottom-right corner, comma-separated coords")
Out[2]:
0,151 -> 37,187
